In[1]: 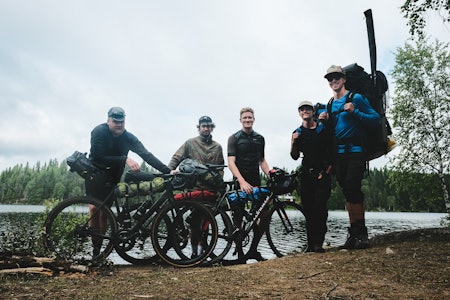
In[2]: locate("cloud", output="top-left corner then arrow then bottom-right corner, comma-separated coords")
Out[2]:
0,0 -> 448,176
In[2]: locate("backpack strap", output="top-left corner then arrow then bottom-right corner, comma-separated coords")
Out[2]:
327,92 -> 355,119
346,92 -> 354,103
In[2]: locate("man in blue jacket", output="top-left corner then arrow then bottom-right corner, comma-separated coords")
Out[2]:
320,65 -> 380,249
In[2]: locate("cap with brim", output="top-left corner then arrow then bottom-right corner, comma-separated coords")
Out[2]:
298,100 -> 314,109
324,65 -> 345,78
108,107 -> 126,122
198,115 -> 213,125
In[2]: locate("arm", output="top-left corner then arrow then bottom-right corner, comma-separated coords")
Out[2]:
346,94 -> 380,127
290,129 -> 301,160
168,142 -> 188,170
259,158 -> 270,177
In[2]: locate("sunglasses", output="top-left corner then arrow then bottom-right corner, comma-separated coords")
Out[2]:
298,106 -> 313,111
327,73 -> 344,82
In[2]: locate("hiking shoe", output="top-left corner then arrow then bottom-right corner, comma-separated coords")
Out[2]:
305,244 -> 325,253
353,235 -> 370,249
340,225 -> 370,250
246,251 -> 267,262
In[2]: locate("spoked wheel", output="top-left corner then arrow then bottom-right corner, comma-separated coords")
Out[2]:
266,201 -> 307,257
200,205 -> 234,266
43,196 -> 117,264
114,204 -> 160,265
151,200 -> 218,268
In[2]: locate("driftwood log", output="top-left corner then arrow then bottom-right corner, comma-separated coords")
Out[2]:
0,255 -> 89,276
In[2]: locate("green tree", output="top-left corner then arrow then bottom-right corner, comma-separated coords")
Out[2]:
391,38 -> 450,215
401,0 -> 450,38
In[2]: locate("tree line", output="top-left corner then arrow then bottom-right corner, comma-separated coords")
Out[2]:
0,159 -> 447,213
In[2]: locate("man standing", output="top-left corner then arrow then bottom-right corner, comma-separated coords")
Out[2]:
168,116 -> 224,258
291,100 -> 333,252
168,115 -> 224,188
320,65 -> 380,249
227,107 -> 271,262
87,106 -> 172,256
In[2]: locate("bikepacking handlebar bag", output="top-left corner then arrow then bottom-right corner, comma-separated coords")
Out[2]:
227,187 -> 270,204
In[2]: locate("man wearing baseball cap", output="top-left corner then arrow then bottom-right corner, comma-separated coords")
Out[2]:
320,65 -> 380,249
87,106 -> 173,257
291,100 -> 333,252
168,115 -> 224,180
168,115 -> 224,258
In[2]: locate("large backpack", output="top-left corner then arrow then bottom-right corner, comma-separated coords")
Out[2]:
325,63 -> 395,161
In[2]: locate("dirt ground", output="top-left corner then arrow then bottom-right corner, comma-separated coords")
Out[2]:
1,227 -> 449,300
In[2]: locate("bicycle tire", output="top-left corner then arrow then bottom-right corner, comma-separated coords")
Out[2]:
151,200 -> 218,268
114,203 -> 160,265
43,196 -> 118,264
200,205 -> 234,266
266,200 -> 307,257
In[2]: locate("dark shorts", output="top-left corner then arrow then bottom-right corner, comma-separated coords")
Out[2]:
335,152 -> 365,204
85,169 -> 115,206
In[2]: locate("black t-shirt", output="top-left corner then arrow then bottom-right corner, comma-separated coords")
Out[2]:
227,130 -> 265,186
291,123 -> 332,170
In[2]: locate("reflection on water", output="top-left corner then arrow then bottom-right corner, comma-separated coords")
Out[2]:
0,205 -> 447,265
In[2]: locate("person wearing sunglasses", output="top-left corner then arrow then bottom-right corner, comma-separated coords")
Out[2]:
290,100 -> 333,252
319,65 -> 380,250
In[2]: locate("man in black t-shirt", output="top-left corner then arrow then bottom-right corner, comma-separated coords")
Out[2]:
227,107 -> 270,262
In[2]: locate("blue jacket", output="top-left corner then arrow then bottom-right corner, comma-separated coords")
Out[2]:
330,92 -> 380,153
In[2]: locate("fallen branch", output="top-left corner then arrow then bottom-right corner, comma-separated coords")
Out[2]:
298,270 -> 329,280
0,267 -> 53,276
324,282 -> 338,299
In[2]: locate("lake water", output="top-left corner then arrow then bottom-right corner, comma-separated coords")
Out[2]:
0,204 -> 447,265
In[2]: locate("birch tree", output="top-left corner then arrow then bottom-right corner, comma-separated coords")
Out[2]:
391,38 -> 450,216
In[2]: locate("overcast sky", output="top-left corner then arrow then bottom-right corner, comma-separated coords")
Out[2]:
1,0 -> 449,179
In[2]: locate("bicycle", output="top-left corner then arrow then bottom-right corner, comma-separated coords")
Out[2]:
43,171 -> 219,268
200,167 -> 307,266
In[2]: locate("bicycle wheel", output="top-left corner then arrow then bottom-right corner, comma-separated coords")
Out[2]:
200,205 -> 234,266
43,196 -> 117,264
266,200 -> 307,257
151,200 -> 218,268
114,203 -> 160,265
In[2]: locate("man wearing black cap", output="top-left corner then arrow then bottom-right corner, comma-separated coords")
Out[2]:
320,65 -> 380,249
168,116 -> 224,258
168,115 -> 224,186
291,100 -> 333,252
87,106 -> 172,256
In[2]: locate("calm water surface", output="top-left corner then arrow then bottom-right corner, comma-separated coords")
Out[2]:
0,205 -> 447,265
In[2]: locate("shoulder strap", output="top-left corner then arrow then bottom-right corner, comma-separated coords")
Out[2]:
346,92 -> 354,103
326,97 -> 333,116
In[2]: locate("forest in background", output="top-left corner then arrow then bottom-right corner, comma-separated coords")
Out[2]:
0,158 -> 447,213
